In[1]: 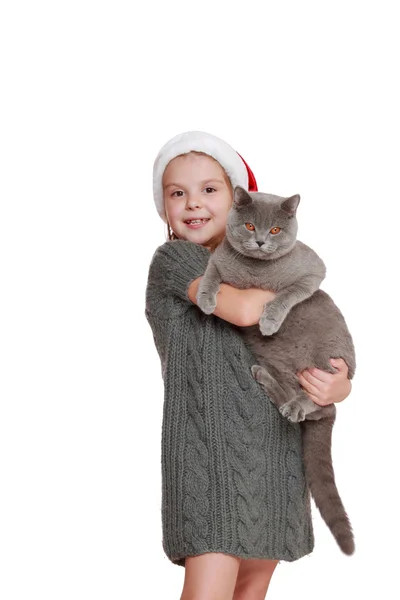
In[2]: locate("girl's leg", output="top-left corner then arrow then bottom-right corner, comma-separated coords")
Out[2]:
180,552 -> 241,600
232,558 -> 279,600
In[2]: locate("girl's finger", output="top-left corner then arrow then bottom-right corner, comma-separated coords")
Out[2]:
330,358 -> 348,374
299,368 -> 330,387
297,372 -> 320,396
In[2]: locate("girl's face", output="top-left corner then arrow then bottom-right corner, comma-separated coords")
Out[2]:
163,153 -> 233,250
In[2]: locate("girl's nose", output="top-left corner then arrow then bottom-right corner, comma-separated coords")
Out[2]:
186,194 -> 202,209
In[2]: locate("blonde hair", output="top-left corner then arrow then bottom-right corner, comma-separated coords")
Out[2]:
164,151 -> 232,251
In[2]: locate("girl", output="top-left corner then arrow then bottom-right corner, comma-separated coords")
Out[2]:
145,131 -> 351,600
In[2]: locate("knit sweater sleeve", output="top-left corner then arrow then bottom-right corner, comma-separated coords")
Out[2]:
145,240 -> 211,320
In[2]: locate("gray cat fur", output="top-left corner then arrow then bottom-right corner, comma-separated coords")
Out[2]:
196,186 -> 356,555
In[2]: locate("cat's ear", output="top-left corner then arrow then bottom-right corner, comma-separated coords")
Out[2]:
281,194 -> 300,216
233,186 -> 253,207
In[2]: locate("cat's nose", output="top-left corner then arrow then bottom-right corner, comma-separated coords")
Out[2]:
256,241 -> 265,247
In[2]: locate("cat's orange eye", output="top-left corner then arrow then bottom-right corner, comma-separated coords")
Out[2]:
270,227 -> 281,235
245,223 -> 255,231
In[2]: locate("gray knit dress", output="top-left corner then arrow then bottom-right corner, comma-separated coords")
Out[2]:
145,239 -> 314,567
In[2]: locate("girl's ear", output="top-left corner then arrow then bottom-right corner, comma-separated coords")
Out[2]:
234,186 -> 253,207
281,194 -> 300,216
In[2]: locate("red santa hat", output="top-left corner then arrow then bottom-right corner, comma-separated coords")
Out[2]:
153,131 -> 258,222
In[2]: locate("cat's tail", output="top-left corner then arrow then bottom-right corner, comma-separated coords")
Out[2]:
300,415 -> 355,555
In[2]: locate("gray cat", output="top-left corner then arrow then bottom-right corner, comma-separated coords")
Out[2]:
196,186 -> 356,555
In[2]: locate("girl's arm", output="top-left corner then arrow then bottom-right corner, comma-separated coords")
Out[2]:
188,276 -> 276,327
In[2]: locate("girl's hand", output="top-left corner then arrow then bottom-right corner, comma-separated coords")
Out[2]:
296,358 -> 351,406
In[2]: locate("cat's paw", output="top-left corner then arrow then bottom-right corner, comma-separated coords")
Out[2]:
259,302 -> 287,336
196,292 -> 217,315
251,364 -> 264,381
280,401 -> 305,423
259,316 -> 280,336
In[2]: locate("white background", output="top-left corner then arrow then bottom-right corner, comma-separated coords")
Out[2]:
1,1 -> 399,598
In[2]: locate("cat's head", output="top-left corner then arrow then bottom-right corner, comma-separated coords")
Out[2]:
226,187 -> 300,259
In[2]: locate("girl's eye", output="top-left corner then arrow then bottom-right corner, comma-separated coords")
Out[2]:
172,191 -> 184,197
270,227 -> 281,234
205,187 -> 216,193
245,223 -> 255,231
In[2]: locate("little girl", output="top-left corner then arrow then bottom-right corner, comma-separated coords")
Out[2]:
145,131 -> 351,600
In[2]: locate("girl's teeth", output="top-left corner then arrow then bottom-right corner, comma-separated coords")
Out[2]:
187,219 -> 208,224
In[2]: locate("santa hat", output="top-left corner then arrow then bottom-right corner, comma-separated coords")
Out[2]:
153,131 -> 258,222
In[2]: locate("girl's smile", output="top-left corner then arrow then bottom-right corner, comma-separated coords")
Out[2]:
184,218 -> 211,229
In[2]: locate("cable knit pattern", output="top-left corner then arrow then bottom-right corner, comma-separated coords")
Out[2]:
145,240 -> 314,566
183,311 -> 210,553
284,422 -> 315,557
223,331 -> 268,555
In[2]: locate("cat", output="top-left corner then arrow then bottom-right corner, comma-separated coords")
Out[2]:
196,186 -> 356,555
